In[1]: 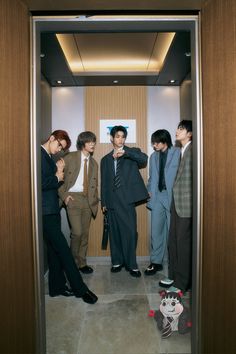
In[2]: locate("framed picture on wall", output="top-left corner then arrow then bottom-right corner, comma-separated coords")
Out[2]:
100,119 -> 136,143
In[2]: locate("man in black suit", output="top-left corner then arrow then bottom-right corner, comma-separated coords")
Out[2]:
41,129 -> 97,304
101,125 -> 149,277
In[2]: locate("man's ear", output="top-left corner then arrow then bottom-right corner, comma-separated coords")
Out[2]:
187,132 -> 192,140
110,135 -> 113,144
49,135 -> 55,142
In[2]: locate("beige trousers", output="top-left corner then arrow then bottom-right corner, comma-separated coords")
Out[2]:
66,192 -> 92,268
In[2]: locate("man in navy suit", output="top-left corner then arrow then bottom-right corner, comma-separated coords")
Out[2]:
101,125 -> 149,277
145,130 -> 180,275
41,130 -> 97,303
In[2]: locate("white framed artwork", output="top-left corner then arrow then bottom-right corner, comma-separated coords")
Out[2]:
99,119 -> 136,143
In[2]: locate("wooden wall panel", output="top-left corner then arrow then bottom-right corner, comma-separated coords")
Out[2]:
201,1 -> 236,353
0,1 -> 36,352
85,86 -> 148,257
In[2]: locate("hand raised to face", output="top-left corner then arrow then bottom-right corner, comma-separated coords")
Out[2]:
56,158 -> 65,172
113,148 -> 125,159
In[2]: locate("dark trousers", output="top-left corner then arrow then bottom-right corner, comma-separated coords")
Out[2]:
43,214 -> 88,296
107,191 -> 138,270
168,200 -> 192,291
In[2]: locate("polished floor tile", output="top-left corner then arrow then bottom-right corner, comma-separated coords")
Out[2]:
46,296 -> 85,354
45,261 -> 191,354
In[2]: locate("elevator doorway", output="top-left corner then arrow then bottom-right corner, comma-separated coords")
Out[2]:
31,14 -> 202,353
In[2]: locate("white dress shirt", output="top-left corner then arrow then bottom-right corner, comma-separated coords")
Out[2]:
69,153 -> 90,192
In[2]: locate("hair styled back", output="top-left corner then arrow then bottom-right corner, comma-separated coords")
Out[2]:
76,131 -> 96,150
50,130 -> 71,149
178,120 -> 192,133
151,129 -> 173,148
110,125 -> 127,139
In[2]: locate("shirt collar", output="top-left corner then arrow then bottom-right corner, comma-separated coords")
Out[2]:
181,141 -> 191,156
82,152 -> 90,161
41,145 -> 51,157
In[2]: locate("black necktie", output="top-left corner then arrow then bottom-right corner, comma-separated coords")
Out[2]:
114,158 -> 121,188
158,154 -> 164,192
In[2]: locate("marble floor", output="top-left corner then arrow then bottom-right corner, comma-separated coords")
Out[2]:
45,259 -> 191,354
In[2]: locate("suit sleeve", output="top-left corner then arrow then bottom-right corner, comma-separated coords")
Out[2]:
123,146 -> 148,168
100,158 -> 107,208
147,153 -> 153,193
41,152 -> 59,191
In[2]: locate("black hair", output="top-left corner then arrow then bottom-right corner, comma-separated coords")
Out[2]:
178,120 -> 192,133
110,125 -> 127,139
151,129 -> 173,148
76,131 -> 96,150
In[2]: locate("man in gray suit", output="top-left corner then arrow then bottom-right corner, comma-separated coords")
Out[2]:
59,131 -> 99,274
145,130 -> 180,275
160,120 -> 192,292
101,125 -> 149,278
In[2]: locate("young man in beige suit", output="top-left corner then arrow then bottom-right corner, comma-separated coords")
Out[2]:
59,131 -> 99,274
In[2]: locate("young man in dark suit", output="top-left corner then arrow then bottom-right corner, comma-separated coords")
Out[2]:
41,130 -> 97,303
101,125 -> 149,277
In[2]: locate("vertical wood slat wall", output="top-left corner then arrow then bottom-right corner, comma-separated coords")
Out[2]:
0,0 -> 36,352
201,1 -> 236,353
85,86 -> 148,257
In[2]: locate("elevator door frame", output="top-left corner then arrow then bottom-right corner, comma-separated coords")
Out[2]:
31,14 -> 202,354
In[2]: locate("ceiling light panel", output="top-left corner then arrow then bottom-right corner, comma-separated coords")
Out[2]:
148,32 -> 175,71
56,32 -> 175,74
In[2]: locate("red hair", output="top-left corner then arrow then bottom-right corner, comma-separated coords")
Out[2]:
50,130 -> 71,149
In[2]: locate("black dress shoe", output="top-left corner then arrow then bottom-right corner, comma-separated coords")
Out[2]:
111,264 -> 123,273
79,265 -> 94,274
81,289 -> 98,304
144,263 -> 163,276
50,287 -> 74,297
129,269 -> 141,278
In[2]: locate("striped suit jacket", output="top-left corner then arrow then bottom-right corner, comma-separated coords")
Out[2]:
173,143 -> 192,218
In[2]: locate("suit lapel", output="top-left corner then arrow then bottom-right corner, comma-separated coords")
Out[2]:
165,147 -> 174,172
175,144 -> 191,182
42,147 -> 56,172
108,151 -> 115,176
154,152 -> 160,176
69,152 -> 81,187
88,156 -> 94,182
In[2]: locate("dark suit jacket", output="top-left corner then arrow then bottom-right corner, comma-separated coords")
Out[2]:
41,147 -> 61,215
101,146 -> 149,208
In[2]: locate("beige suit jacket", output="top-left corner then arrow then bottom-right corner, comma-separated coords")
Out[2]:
58,151 -> 99,217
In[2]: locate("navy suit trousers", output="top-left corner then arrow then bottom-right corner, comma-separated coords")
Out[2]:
107,190 -> 138,270
168,200 -> 192,291
43,214 -> 88,296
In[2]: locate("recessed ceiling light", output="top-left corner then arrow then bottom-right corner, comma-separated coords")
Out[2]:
169,79 -> 176,84
57,80 -> 62,84
113,80 -> 119,84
